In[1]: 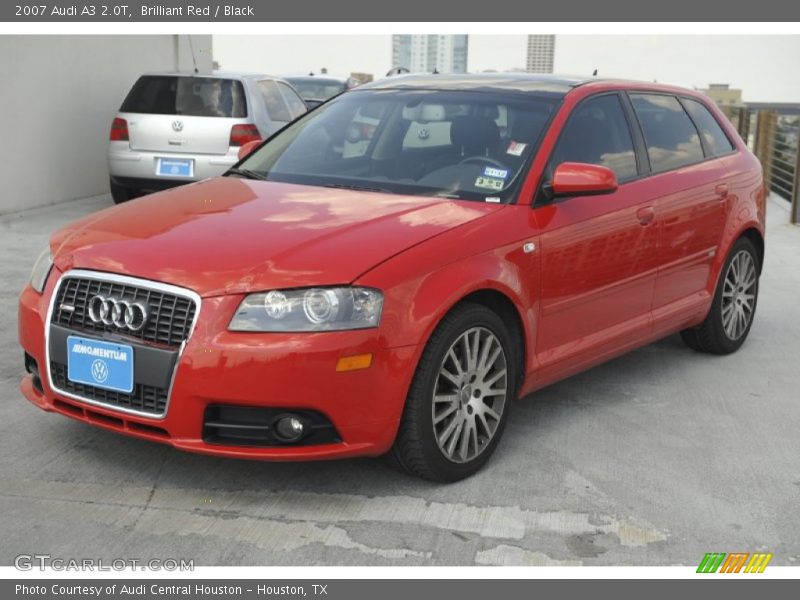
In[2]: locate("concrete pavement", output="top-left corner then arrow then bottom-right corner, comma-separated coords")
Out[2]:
0,194 -> 798,566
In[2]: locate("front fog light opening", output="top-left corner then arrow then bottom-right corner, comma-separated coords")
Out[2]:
272,414 -> 307,443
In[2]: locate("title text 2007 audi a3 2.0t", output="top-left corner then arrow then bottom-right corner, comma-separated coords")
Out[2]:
19,74 -> 765,481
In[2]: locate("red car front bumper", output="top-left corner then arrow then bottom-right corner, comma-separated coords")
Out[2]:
18,274 -> 418,460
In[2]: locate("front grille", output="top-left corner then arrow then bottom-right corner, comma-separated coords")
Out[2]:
52,277 -> 196,348
50,362 -> 168,415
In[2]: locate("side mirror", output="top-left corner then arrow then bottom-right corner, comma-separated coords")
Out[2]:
237,140 -> 262,161
548,162 -> 618,198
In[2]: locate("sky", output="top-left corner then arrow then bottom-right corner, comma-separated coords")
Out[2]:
214,34 -> 800,102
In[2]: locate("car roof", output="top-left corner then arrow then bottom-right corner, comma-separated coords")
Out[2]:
358,73 -> 590,95
282,75 -> 350,82
357,73 -> 696,97
138,71 -> 278,81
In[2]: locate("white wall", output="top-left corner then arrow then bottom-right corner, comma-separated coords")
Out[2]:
0,35 -> 213,214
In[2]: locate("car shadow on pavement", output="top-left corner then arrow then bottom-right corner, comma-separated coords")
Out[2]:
37,332 -> 699,495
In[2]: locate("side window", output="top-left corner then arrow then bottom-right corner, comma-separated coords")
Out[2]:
278,82 -> 308,119
551,94 -> 638,181
630,94 -> 704,173
258,80 -> 291,122
682,98 -> 735,157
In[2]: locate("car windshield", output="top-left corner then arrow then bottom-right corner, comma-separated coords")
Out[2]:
237,89 -> 560,202
286,78 -> 349,101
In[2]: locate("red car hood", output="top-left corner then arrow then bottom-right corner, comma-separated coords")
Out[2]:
51,178 -> 502,297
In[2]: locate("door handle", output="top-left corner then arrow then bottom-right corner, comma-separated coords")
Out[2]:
715,183 -> 729,200
636,206 -> 655,226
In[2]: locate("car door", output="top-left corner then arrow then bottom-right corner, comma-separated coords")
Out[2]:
533,93 -> 660,378
628,93 -> 731,332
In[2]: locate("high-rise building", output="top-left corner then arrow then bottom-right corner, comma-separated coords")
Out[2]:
526,35 -> 555,74
391,35 -> 469,74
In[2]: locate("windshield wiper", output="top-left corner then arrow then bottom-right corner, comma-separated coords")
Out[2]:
322,182 -> 394,194
226,168 -> 268,181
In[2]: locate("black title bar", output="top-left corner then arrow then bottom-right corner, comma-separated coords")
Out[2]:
4,579 -> 800,600
3,0 -> 800,22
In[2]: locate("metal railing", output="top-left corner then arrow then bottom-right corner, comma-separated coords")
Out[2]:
748,109 -> 800,223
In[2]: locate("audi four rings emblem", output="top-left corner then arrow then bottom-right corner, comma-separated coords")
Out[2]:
88,295 -> 149,331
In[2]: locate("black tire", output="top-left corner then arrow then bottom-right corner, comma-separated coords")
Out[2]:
391,302 -> 518,482
680,237 -> 760,355
110,178 -> 132,204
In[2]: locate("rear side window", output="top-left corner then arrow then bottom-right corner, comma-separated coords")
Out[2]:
278,82 -> 308,119
120,76 -> 247,118
682,98 -> 735,157
630,94 -> 704,173
550,94 -> 638,181
258,80 -> 292,122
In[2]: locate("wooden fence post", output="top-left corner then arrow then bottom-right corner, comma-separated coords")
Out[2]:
737,107 -> 751,145
753,110 -> 777,197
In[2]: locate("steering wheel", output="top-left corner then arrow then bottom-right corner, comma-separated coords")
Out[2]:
458,156 -> 509,170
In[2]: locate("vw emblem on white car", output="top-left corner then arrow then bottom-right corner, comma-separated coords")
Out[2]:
90,359 -> 109,384
172,120 -> 184,132
417,127 -> 430,140
88,295 -> 149,332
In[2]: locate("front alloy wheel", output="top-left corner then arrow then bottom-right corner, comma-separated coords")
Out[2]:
432,327 -> 507,463
391,302 -> 517,481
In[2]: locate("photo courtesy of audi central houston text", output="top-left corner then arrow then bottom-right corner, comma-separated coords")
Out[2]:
18,71 -> 766,482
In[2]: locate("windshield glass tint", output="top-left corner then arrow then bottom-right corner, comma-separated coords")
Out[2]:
286,78 -> 348,100
238,90 -> 559,202
120,76 -> 247,118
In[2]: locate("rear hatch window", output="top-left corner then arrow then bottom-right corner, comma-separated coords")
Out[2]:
121,75 -> 247,118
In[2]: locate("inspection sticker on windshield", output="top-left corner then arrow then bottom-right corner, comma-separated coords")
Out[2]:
483,167 -> 508,179
475,176 -> 505,191
506,140 -> 528,156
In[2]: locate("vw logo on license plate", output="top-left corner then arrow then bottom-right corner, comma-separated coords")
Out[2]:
90,359 -> 109,383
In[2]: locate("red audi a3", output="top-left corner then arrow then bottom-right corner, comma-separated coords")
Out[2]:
19,74 -> 765,481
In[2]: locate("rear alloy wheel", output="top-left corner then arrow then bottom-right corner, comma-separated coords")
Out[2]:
391,303 -> 517,482
680,237 -> 760,355
721,248 -> 758,341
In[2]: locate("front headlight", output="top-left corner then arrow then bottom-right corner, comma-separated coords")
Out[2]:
30,247 -> 53,293
229,287 -> 384,332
